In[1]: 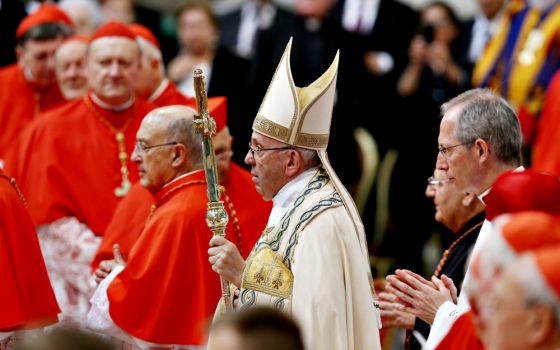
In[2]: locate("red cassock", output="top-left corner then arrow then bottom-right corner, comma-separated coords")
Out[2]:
0,64 -> 66,158
4,94 -> 154,235
0,172 -> 60,331
435,311 -> 484,350
532,71 -> 560,176
106,171 -> 224,345
92,162 -> 271,270
151,80 -> 196,107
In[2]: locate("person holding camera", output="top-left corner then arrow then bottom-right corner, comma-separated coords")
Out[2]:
397,1 -> 470,100
384,2 -> 473,286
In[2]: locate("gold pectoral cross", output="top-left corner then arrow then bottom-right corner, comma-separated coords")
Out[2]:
114,132 -> 131,197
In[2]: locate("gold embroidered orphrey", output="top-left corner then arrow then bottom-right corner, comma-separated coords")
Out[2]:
242,245 -> 293,298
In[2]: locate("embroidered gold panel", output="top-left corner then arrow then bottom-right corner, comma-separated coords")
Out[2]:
242,245 -> 293,298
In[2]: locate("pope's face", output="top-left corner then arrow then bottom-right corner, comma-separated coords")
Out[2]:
87,37 -> 140,105
245,132 -> 291,201
55,40 -> 88,100
18,36 -> 65,86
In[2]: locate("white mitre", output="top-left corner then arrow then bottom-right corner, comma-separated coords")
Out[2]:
252,38 -> 369,256
253,38 -> 338,150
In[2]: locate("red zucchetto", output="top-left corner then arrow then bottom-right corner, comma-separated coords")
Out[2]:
90,21 -> 136,42
16,4 -> 74,38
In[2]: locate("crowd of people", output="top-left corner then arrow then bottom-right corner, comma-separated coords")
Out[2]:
1,0 -> 560,349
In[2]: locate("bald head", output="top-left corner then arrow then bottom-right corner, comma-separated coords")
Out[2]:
132,106 -> 202,193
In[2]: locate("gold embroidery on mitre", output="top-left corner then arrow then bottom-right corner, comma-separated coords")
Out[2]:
253,115 -> 290,143
295,132 -> 330,149
242,246 -> 293,298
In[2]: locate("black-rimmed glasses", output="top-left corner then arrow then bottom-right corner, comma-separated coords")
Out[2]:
248,142 -> 294,157
135,142 -> 178,154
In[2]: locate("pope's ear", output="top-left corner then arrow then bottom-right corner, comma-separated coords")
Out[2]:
285,149 -> 302,177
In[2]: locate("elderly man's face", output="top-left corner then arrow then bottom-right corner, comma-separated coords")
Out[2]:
55,40 -> 88,100
18,36 -> 65,86
428,170 -> 465,231
481,266 -> 538,350
436,105 -> 480,194
131,116 -> 176,193
245,131 -> 292,201
87,37 -> 140,105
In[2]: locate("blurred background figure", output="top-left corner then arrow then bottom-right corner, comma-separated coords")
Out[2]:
330,0 -> 418,155
58,0 -> 103,36
219,0 -> 288,60
169,0 -> 248,166
129,23 -> 194,106
16,328 -> 114,350
55,36 -> 89,100
467,0 -> 507,64
472,0 -> 560,150
208,307 -> 305,350
384,1 -> 472,273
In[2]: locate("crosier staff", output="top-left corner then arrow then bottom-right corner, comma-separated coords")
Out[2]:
193,68 -> 232,313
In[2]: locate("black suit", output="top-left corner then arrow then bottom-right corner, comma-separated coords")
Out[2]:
330,0 -> 419,152
207,45 -> 251,167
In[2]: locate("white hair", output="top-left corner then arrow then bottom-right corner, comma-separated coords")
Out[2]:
467,215 -> 517,294
510,254 -> 560,328
136,36 -> 164,76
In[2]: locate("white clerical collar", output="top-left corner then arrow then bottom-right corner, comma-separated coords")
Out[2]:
90,92 -> 134,112
163,169 -> 205,189
477,166 -> 525,205
267,166 -> 320,227
147,78 -> 169,103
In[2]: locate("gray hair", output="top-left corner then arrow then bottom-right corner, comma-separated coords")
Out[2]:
167,117 -> 203,167
441,88 -> 522,165
296,147 -> 320,170
136,36 -> 165,76
512,254 -> 560,328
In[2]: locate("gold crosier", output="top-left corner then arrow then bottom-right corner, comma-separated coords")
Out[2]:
193,69 -> 232,313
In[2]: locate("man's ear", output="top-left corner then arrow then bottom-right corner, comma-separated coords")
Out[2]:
285,149 -> 302,178
462,192 -> 477,207
171,144 -> 187,167
474,139 -> 491,163
526,304 -> 555,346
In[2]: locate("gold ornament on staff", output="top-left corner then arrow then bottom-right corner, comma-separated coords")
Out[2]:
193,68 -> 232,313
